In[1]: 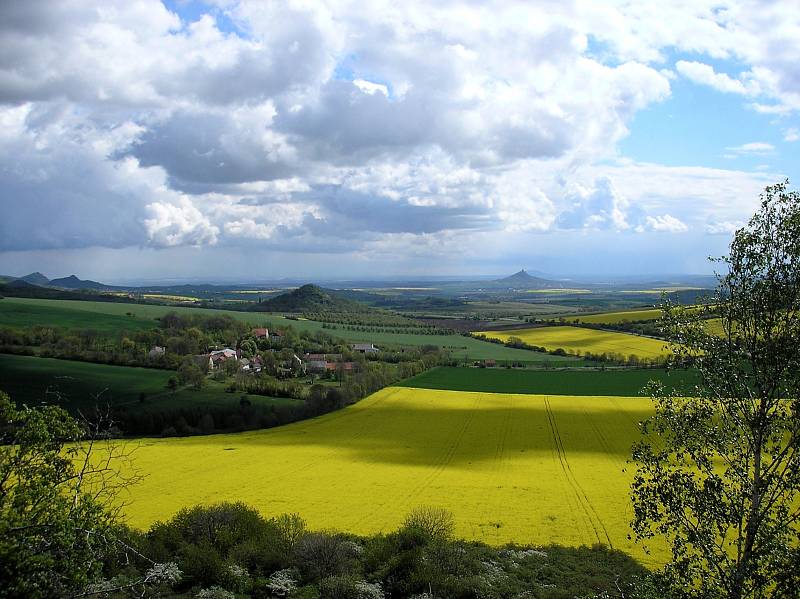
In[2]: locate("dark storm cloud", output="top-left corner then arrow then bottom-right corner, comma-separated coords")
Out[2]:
130,111 -> 295,188
303,185 -> 492,235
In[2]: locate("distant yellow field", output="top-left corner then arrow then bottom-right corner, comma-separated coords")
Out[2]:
477,326 -> 670,359
110,387 -> 664,564
563,309 -> 663,324
563,306 -> 709,325
142,293 -> 198,302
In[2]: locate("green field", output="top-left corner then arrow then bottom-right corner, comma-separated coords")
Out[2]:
477,326 -> 671,360
0,298 -> 580,362
110,386 -> 663,565
400,366 -> 699,395
0,299 -> 155,333
0,354 -> 295,413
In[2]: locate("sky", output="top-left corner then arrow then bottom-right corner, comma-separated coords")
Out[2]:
0,0 -> 798,284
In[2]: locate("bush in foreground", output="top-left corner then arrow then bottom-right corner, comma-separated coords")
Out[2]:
98,502 -> 649,599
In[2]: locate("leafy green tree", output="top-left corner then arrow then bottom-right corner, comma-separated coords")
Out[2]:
239,339 -> 257,358
0,392 -> 148,597
631,181 -> 800,598
178,359 -> 207,389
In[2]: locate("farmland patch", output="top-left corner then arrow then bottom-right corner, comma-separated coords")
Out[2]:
476,326 -> 671,360
109,387 -> 664,564
400,366 -> 699,396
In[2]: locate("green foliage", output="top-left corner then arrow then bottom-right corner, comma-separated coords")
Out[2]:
178,359 -> 207,389
631,181 -> 800,598
0,391 -> 130,597
400,506 -> 455,545
108,502 -> 650,598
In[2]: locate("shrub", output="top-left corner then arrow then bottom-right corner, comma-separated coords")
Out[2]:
264,568 -> 298,597
272,513 -> 307,560
318,575 -> 384,599
400,507 -> 454,545
196,586 -> 235,599
293,533 -> 360,580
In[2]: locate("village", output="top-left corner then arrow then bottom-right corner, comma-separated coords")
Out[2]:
177,327 -> 382,381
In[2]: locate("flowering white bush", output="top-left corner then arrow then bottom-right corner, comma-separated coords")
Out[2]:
500,548 -> 548,560
265,569 -> 298,597
146,562 -> 183,585
355,579 -> 384,599
196,586 -> 235,599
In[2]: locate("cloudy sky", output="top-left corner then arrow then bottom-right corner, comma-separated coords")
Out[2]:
0,0 -> 798,283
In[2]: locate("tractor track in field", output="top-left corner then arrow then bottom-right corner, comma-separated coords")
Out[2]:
349,393 -> 483,530
543,397 -> 613,548
481,395 -> 514,536
583,408 -> 627,469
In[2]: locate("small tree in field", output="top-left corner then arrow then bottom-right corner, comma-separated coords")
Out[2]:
631,181 -> 800,598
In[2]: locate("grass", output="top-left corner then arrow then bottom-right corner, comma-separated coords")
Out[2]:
108,386 -> 664,565
476,326 -> 671,359
0,298 -> 581,362
399,366 -> 699,395
0,354 -> 295,414
0,299 -> 155,333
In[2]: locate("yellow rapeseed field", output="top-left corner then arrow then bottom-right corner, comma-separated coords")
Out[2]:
562,305 -> 707,325
563,309 -> 663,324
476,326 -> 670,359
112,387 -> 665,564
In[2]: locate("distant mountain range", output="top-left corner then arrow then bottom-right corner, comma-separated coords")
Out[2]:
19,272 -> 50,286
0,269 -> 717,298
0,272 -> 110,291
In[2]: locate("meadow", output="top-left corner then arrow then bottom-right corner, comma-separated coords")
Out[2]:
0,299 -> 155,333
477,326 -> 671,360
0,297 -> 579,362
400,366 -> 699,396
110,386 -> 663,565
0,354 -> 295,413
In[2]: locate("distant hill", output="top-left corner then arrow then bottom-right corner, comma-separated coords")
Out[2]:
493,269 -> 560,289
250,284 -> 371,313
48,274 -> 108,290
6,279 -> 42,289
19,272 -> 50,286
0,279 -> 83,299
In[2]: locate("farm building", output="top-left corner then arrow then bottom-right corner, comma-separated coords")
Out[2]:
351,343 -> 380,354
251,327 -> 269,339
307,360 -> 328,374
208,348 -> 238,369
304,353 -> 344,362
